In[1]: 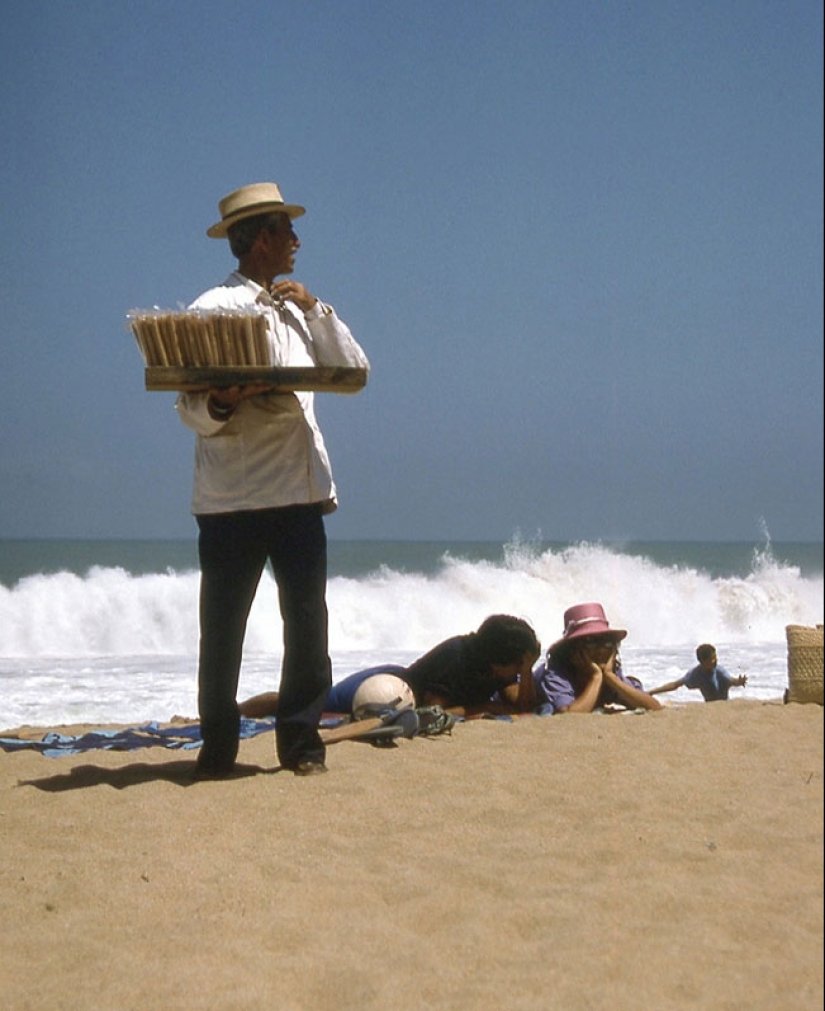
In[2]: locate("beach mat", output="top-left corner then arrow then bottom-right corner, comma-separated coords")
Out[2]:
0,717 -> 283,757
0,706 -> 642,758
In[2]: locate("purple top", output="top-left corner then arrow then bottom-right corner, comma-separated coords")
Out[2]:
532,657 -> 643,714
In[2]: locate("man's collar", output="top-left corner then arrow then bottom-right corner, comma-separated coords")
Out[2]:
230,270 -> 274,304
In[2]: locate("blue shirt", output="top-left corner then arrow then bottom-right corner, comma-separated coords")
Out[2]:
681,664 -> 736,702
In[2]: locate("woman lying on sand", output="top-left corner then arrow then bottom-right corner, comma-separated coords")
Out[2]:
532,602 -> 662,714
240,614 -> 541,719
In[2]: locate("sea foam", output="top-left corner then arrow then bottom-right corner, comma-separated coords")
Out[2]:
0,541 -> 821,727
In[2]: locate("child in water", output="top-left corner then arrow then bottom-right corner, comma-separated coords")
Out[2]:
649,644 -> 747,702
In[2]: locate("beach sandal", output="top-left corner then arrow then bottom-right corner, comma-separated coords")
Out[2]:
320,704 -> 420,748
351,696 -> 411,722
414,705 -> 456,737
353,706 -> 420,747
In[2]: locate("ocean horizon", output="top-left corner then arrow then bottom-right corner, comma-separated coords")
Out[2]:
2,535 -> 822,585
1,536 -> 822,729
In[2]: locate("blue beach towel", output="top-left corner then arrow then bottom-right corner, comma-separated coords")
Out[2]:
0,712 -> 538,758
0,717 -> 319,758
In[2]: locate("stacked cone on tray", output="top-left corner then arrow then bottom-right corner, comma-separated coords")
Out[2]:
128,309 -> 271,367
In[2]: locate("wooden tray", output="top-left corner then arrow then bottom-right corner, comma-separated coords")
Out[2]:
145,366 -> 368,393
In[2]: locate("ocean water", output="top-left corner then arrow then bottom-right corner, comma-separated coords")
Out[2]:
0,536 -> 822,730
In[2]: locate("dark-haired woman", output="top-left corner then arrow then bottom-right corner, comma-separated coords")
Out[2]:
532,602 -> 661,714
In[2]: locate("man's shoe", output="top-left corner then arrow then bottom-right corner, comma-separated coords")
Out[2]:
293,760 -> 328,777
192,760 -> 237,781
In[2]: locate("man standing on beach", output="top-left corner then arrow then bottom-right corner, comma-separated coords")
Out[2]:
176,182 -> 369,778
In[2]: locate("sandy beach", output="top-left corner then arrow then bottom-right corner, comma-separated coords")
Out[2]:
1,699 -> 821,1010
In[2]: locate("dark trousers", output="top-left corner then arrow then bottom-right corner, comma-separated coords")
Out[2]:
196,504 -> 330,770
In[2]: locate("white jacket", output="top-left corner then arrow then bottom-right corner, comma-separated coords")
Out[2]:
175,272 -> 369,516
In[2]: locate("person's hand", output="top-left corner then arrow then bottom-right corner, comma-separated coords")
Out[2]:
599,647 -> 617,677
589,663 -> 605,691
572,645 -> 604,683
270,279 -> 316,313
207,383 -> 273,419
575,642 -> 616,678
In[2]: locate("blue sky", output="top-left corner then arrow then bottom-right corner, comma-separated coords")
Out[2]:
1,0 -> 822,543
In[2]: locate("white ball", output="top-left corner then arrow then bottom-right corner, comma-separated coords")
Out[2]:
351,674 -> 416,718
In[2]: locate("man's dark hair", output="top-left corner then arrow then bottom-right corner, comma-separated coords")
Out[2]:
227,212 -> 288,258
474,615 -> 540,665
696,643 -> 716,663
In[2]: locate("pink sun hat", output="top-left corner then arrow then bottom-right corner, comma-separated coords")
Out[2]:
547,602 -> 627,656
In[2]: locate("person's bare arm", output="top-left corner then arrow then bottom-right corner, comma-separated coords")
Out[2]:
648,678 -> 684,696
603,670 -> 663,711
560,664 -> 603,713
238,691 -> 280,717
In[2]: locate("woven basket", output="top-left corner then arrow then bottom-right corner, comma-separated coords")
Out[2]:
785,624 -> 824,705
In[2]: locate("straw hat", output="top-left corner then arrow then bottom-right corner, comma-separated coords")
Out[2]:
548,602 -> 627,656
206,182 -> 306,238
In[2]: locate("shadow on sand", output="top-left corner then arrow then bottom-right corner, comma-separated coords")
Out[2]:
16,760 -> 279,792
